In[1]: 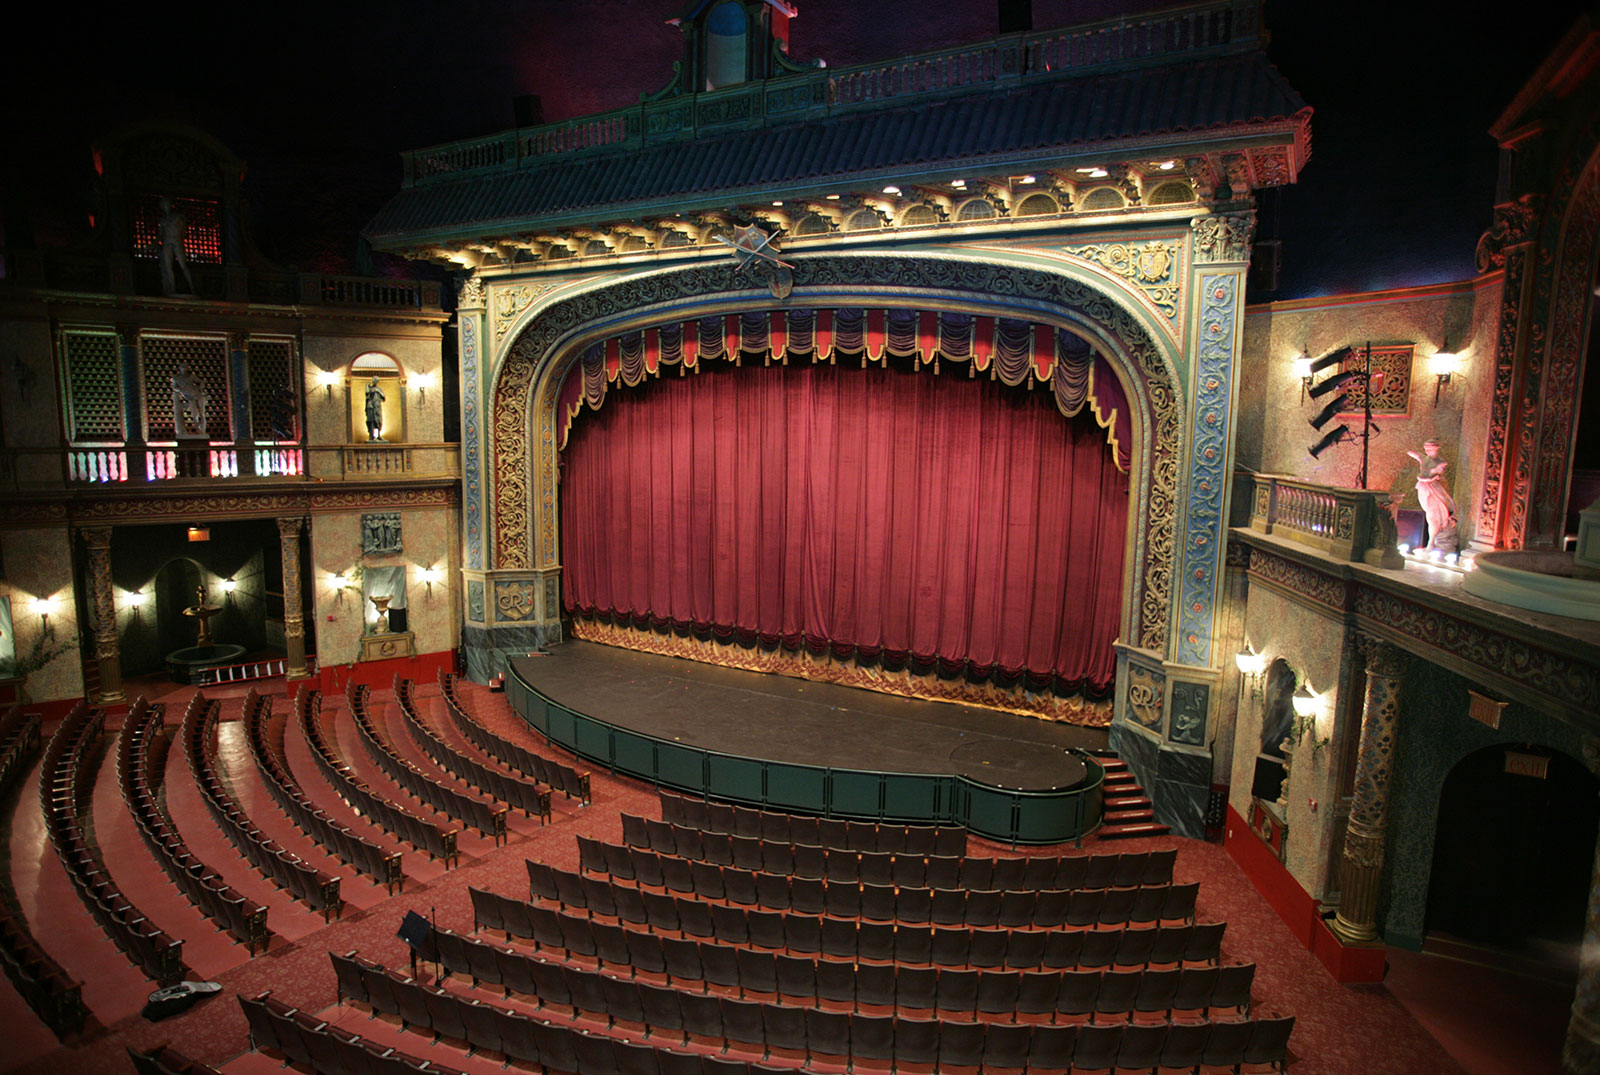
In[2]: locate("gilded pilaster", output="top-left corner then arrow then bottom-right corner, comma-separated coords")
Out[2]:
80,526 -> 123,704
277,516 -> 310,679
1329,635 -> 1407,943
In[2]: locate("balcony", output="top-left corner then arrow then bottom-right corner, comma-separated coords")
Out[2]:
0,443 -> 461,493
1242,472 -> 1403,569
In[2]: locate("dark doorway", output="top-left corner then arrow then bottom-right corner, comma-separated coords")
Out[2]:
1425,746 -> 1597,961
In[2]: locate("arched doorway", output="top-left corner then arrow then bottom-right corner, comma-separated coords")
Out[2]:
1426,745 -> 1597,961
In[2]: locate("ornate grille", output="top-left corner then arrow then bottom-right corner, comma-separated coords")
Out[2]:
62,330 -> 125,443
247,337 -> 298,442
1338,345 -> 1413,415
131,194 -> 223,263
141,334 -> 231,442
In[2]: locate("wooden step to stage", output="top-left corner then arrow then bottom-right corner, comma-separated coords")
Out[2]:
1089,750 -> 1171,839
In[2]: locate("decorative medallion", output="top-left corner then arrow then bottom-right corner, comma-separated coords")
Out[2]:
492,282 -> 558,344
1058,240 -> 1180,320
1168,680 -> 1209,746
1126,662 -> 1165,729
495,580 -> 537,621
467,580 -> 485,623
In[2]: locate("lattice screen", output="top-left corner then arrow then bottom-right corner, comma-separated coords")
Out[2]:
1338,345 -> 1413,415
247,337 -> 298,442
140,334 -> 231,442
131,195 -> 223,263
62,330 -> 125,444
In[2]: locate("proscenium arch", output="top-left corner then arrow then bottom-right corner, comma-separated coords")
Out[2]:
487,253 -> 1186,655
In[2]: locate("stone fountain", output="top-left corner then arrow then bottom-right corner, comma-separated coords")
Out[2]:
1464,499 -> 1600,622
166,582 -> 246,683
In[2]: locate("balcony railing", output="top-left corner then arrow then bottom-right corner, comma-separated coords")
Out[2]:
402,0 -> 1259,186
1243,472 -> 1404,568
1,444 -> 455,491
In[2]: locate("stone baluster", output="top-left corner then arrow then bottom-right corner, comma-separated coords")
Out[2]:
1329,635 -> 1408,943
277,516 -> 310,679
80,526 -> 124,704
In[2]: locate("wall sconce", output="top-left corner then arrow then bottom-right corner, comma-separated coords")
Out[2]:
124,590 -> 147,617
413,371 -> 436,401
221,578 -> 238,598
315,369 -> 341,398
1234,645 -> 1268,700
1428,344 -> 1462,405
419,566 -> 442,593
1292,354 -> 1314,403
1292,683 -> 1331,750
33,596 -> 56,630
331,573 -> 351,593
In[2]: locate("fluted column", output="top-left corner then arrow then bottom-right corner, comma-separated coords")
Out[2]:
1329,635 -> 1408,943
277,516 -> 309,679
80,526 -> 124,704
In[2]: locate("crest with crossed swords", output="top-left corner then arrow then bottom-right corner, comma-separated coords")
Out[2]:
717,224 -> 794,299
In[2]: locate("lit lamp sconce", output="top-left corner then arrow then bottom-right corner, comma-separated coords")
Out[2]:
1292,354 -> 1314,403
124,590 -> 147,619
315,369 -> 341,398
413,371 -> 436,402
1428,344 -> 1462,406
33,596 -> 56,631
419,565 -> 442,594
1234,645 -> 1268,699
330,572 -> 353,601
1292,682 -> 1331,749
221,578 -> 238,600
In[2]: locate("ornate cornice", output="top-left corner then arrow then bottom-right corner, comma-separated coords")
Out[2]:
1245,542 -> 1352,614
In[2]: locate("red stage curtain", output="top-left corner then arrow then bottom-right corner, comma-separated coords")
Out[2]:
560,361 -> 1128,693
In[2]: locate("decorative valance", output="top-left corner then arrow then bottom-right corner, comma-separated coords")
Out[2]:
555,308 -> 1131,470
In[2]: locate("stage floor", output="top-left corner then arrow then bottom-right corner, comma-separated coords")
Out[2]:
511,641 -> 1108,792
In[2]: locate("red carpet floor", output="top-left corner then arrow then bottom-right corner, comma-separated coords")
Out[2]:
0,673 -> 1561,1074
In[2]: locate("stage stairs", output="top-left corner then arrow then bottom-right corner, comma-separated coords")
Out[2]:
1088,749 -> 1171,839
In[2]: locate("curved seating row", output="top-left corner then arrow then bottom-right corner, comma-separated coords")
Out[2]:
620,814 -> 1171,890
245,691 -> 403,893
0,706 -> 84,1037
126,1043 -> 223,1075
42,701 -> 183,983
332,949 -> 1293,1073
659,791 -> 967,856
440,671 -> 591,803
395,676 -> 551,823
430,923 -> 1247,1022
343,682 -> 503,844
537,858 -> 1197,931
475,885 -> 1221,971
183,693 -> 340,919
300,686 -> 459,865
118,699 -> 268,953
240,990 -> 468,1075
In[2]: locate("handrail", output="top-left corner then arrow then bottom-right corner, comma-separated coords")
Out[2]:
402,0 -> 1258,187
505,663 -> 1102,846
1242,470 -> 1403,568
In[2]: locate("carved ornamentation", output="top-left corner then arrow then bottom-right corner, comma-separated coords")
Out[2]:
492,282 -> 557,344
1176,273 -> 1239,666
495,580 -> 537,621
1246,547 -> 1350,613
5,484 -> 456,529
462,315 -> 483,569
1357,633 -> 1409,680
1168,680 -> 1209,746
1336,345 -> 1412,414
458,275 -> 486,309
1474,197 -> 1539,273
491,254 -> 1183,654
1342,827 -> 1385,870
1191,212 -> 1255,264
1125,662 -> 1165,729
361,512 -> 402,555
80,527 -> 117,660
1478,246 -> 1526,544
1224,540 -> 1250,568
467,580 -> 485,623
1058,240 -> 1180,319
275,517 -> 306,643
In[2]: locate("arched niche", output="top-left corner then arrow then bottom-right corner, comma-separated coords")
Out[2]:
485,253 -> 1186,659
347,352 -> 405,443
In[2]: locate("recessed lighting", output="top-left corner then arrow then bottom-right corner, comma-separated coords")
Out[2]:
825,194 -> 840,200
882,185 -> 901,195
949,179 -> 966,189
1018,175 -> 1036,184
771,200 -> 783,206
1158,160 -> 1176,170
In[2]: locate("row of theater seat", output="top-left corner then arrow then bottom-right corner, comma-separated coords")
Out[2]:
620,814 -> 1169,890
245,691 -> 404,893
182,693 -> 341,918
429,923 -> 1249,1023
331,950 -> 1294,1073
241,991 -> 468,1075
0,705 -> 84,1037
395,676 -> 551,823
127,1043 -> 222,1075
476,885 -> 1222,970
659,791 -> 966,856
574,839 -> 1194,926
300,686 -> 461,864
343,682 -> 505,843
42,701 -> 184,983
118,699 -> 268,953
533,859 -> 1197,933
440,671 -> 592,803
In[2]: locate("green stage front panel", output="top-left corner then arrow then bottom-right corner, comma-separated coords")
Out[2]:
829,769 -> 883,818
707,754 -> 764,804
656,741 -> 706,792
1009,791 -> 1079,845
961,781 -> 1019,839
881,773 -> 946,822
765,763 -> 827,813
611,730 -> 657,780
573,713 -> 613,763
545,701 -> 576,744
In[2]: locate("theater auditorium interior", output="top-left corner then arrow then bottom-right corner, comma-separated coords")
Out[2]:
1,1 -> 1598,1072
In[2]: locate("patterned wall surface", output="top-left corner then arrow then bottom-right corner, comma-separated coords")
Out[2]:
62,330 -> 125,443
140,333 -> 231,441
246,337 -> 297,441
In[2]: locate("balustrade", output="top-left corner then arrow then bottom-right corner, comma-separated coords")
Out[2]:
1243,472 -> 1403,568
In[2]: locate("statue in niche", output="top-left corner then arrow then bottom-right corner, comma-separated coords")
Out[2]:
364,378 -> 386,442
158,197 -> 196,295
170,362 -> 208,437
1406,439 -> 1459,553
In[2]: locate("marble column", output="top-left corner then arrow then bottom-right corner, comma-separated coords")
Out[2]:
277,516 -> 310,679
1564,741 -> 1600,1072
80,526 -> 124,704
1329,635 -> 1408,943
